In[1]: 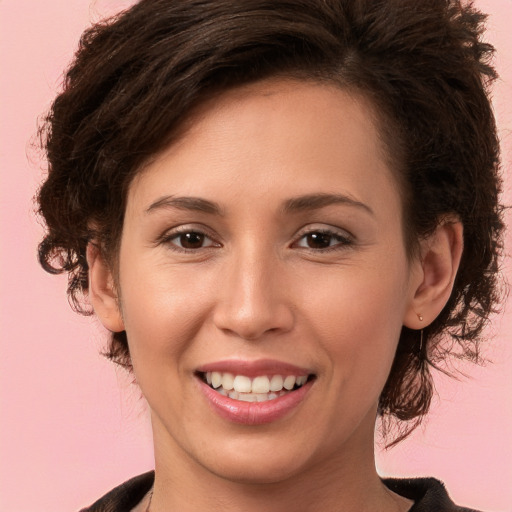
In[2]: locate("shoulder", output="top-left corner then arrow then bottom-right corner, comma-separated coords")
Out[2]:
383,477 -> 484,512
79,471 -> 154,512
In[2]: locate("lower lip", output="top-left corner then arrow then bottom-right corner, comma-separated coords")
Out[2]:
198,378 -> 313,425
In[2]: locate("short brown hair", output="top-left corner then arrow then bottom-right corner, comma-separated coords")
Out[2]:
37,0 -> 504,443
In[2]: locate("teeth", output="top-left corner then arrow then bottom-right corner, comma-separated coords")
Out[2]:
211,371 -> 222,389
296,375 -> 307,386
238,393 -> 258,402
221,373 -> 234,390
237,392 -> 276,402
203,372 -> 310,399
251,376 -> 270,393
233,375 -> 252,393
269,375 -> 284,392
283,375 -> 296,390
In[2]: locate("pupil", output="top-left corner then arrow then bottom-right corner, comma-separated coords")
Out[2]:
307,232 -> 331,248
181,232 -> 204,248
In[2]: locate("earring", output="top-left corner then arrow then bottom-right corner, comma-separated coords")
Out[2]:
415,314 -> 424,356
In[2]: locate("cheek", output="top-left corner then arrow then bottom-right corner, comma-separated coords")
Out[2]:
117,259 -> 212,373
304,261 -> 409,383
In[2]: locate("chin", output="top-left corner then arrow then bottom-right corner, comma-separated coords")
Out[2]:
194,438 -> 313,485
209,459 -> 306,486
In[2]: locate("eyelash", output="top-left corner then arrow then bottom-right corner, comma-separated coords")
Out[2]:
158,226 -> 220,253
292,228 -> 354,252
158,226 -> 354,253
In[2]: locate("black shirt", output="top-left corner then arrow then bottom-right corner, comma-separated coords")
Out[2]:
80,471 -> 483,512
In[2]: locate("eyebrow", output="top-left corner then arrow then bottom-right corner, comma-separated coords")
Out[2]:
145,192 -> 373,217
145,196 -> 223,215
283,193 -> 374,216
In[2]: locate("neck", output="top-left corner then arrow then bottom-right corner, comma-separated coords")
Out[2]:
148,411 -> 411,512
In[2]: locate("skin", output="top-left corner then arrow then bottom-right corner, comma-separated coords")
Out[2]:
88,79 -> 463,512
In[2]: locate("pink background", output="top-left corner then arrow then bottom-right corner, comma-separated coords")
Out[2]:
1,1 -> 511,510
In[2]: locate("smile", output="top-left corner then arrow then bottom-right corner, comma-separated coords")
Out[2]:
201,372 -> 311,402
195,361 -> 316,425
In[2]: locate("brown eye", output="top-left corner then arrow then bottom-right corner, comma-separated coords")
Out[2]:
295,230 -> 352,250
305,232 -> 333,249
165,230 -> 217,250
179,232 -> 205,249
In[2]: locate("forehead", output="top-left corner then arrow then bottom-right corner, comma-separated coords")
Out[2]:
128,79 -> 401,219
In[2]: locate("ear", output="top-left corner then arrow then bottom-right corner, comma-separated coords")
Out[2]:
86,242 -> 125,332
404,219 -> 463,329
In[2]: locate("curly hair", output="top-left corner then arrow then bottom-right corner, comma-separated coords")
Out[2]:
37,0 -> 504,443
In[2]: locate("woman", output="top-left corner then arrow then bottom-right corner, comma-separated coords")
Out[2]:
36,0 -> 504,510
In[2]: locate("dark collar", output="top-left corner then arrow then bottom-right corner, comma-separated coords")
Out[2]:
81,471 -> 483,512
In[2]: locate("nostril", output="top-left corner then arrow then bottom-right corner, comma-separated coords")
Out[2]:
212,292 -> 295,341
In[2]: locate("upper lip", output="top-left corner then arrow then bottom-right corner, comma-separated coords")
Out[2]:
196,359 -> 313,377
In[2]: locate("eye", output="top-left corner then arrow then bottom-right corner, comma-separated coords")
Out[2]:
164,230 -> 219,251
294,230 -> 352,250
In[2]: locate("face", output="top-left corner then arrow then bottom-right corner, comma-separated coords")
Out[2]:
112,80 -> 422,484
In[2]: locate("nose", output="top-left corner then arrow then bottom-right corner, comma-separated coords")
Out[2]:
212,247 -> 294,341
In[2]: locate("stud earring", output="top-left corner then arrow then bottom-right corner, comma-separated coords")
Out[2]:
417,313 -> 423,322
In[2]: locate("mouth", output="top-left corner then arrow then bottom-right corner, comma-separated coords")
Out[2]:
197,371 -> 315,403
195,360 -> 317,424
